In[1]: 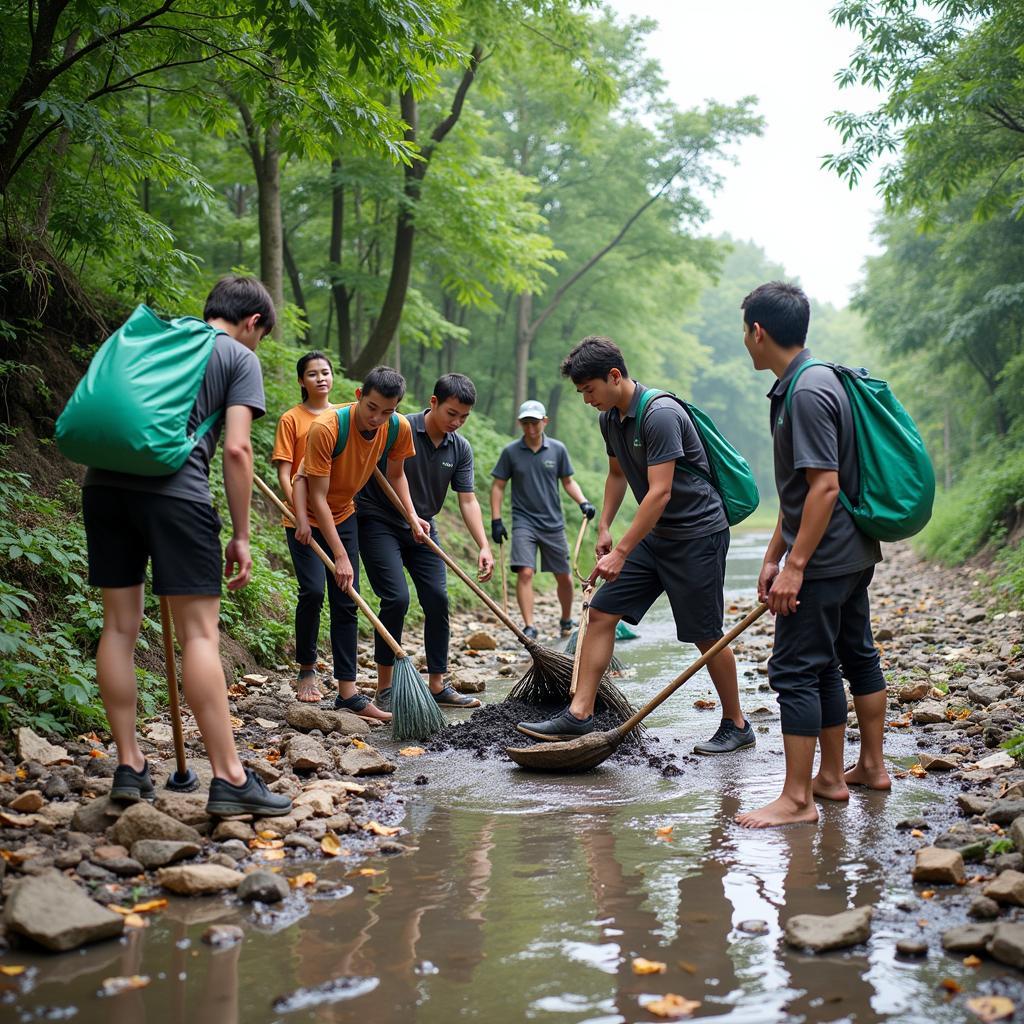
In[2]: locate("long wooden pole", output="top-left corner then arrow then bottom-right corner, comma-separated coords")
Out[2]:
158,597 -> 190,779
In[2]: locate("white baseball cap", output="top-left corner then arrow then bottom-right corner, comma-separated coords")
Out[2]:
517,400 -> 546,420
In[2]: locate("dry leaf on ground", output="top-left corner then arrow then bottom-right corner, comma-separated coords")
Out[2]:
962,955 -> 982,967
656,826 -> 673,837
321,833 -> 343,857
291,872 -> 317,888
123,914 -> 148,929
260,849 -> 286,861
250,838 -> 285,850
399,747 -> 426,757
351,738 -> 368,749
631,957 -> 667,975
364,821 -> 401,837
99,976 -> 150,997
132,899 -> 167,913
693,699 -> 717,710
356,868 -> 385,877
966,996 -> 1015,1022
940,978 -> 962,994
642,994 -> 701,1019
0,965 -> 26,976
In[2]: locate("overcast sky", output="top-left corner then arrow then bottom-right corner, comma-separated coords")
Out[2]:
608,0 -> 884,307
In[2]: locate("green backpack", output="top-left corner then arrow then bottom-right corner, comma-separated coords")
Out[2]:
332,404 -> 401,460
635,389 -> 760,526
56,305 -> 222,476
785,359 -> 935,542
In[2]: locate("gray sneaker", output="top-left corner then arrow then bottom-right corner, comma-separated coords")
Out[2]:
516,707 -> 594,742
206,768 -> 293,817
110,761 -> 156,803
693,718 -> 756,755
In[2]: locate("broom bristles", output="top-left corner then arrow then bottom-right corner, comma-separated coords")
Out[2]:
391,657 -> 446,741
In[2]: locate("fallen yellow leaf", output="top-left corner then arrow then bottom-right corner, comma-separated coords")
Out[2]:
656,826 -> 673,837
260,849 -> 286,861
399,747 -> 426,757
257,830 -> 280,840
357,868 -> 385,876
123,914 -> 148,929
643,994 -> 701,1019
631,957 -> 667,975
321,833 -> 343,857
351,737 -> 368,749
909,764 -> 927,778
290,872 -> 317,888
131,899 -> 167,913
250,838 -> 284,850
940,978 -> 962,994
364,821 -> 401,837
89,748 -> 108,758
100,975 -> 150,996
677,961 -> 697,975
107,905 -> 133,915
692,699 -> 717,710
962,955 -> 982,967
967,996 -> 1015,1022
0,965 -> 26,976
910,828 -> 924,838
921,890 -> 935,900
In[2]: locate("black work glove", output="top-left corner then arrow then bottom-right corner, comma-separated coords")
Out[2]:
491,518 -> 508,544
579,501 -> 597,520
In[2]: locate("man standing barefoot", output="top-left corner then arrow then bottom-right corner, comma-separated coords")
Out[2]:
738,282 -> 889,829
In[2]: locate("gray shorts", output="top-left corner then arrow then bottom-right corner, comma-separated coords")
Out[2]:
589,528 -> 729,642
510,524 -> 570,575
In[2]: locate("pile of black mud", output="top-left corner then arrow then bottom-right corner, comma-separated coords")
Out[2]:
429,699 -> 695,777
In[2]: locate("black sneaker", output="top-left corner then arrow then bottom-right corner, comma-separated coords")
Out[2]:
517,707 -> 594,742
559,618 -> 576,638
110,761 -> 156,803
523,625 -> 539,641
206,768 -> 293,817
693,717 -> 756,755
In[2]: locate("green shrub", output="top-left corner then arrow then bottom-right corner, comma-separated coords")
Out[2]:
994,539 -> 1024,608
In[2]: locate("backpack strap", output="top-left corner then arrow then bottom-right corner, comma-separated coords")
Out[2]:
783,358 -> 831,415
189,409 -> 222,445
334,407 -> 401,460
632,388 -> 671,447
633,387 -> 715,487
384,413 -> 400,457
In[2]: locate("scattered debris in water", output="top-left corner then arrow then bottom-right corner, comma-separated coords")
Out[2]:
272,976 -> 379,1013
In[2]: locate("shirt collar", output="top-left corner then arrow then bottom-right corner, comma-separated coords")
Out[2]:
768,348 -> 813,399
518,434 -> 549,451
414,409 -> 451,447
618,381 -> 645,423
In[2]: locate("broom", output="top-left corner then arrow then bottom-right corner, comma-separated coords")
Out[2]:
253,475 -> 445,741
369,468 -> 636,723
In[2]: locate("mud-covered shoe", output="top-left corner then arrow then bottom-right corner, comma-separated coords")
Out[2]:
516,707 -> 594,742
206,768 -> 293,817
334,691 -> 391,722
693,717 -> 756,755
522,625 -> 539,641
432,683 -> 481,709
110,761 -> 156,803
559,618 -> 576,638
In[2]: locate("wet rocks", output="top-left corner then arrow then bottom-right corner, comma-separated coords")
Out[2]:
957,794 -> 992,817
895,938 -> 928,957
941,923 -> 995,953
9,790 -> 45,812
918,752 -> 961,772
913,847 -> 966,885
1010,817 -> 1024,853
784,906 -> 873,952
967,680 -> 1009,706
154,792 -> 209,827
983,869 -> 1024,907
238,871 -> 289,904
156,863 -> 244,895
968,895 -> 1001,920
70,796 -> 121,834
293,790 -> 334,816
335,745 -> 395,777
464,631 -> 497,650
737,920 -> 769,935
15,728 -> 71,767
988,922 -> 1024,970
912,701 -> 946,725
284,703 -> 370,737
984,799 -> 1024,825
130,840 -> 201,869
285,734 -> 332,772
202,924 -> 244,947
4,870 -> 124,951
212,820 -> 255,843
897,680 -> 932,703
110,802 -> 202,847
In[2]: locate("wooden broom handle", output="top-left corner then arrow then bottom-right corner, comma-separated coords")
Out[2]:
159,596 -> 190,777
253,474 -> 406,659
571,516 -> 590,583
370,467 -> 532,645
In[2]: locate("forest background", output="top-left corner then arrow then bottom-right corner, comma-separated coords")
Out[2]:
1,0 -> 1022,736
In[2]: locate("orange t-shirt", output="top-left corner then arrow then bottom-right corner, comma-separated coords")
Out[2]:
300,404 -> 415,527
271,404 -> 336,526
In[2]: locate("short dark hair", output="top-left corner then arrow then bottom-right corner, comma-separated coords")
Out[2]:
296,350 -> 333,401
433,372 -> 476,406
203,275 -> 277,334
560,336 -> 629,384
740,281 -> 809,348
361,366 -> 406,401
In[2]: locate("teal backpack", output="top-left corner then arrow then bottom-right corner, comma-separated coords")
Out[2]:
332,405 -> 400,459
56,305 -> 222,476
635,389 -> 760,526
785,360 -> 935,542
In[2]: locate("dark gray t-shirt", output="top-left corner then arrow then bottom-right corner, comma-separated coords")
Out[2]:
600,382 -> 728,540
356,410 -> 475,528
769,349 -> 881,579
491,436 -> 573,532
83,333 -> 266,505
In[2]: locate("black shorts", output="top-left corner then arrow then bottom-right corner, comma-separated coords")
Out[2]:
83,485 -> 223,596
589,528 -> 728,643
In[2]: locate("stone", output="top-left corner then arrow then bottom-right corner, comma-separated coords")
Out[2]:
992,853 -> 1024,873
43,775 -> 71,800
895,938 -> 928,957
154,792 -> 209,827
968,895 -> 1001,920
912,701 -> 946,725
286,734 -> 333,772
784,906 -> 873,952
958,794 -> 992,817
464,631 -> 497,650
985,800 -> 1024,825
145,722 -> 174,746
212,820 -> 254,843
913,846 -> 966,885
76,861 -> 114,881
15,728 -> 71,766
9,790 -> 45,812
3,870 -> 123,951
335,745 -> 396,777
37,802 -> 76,829
963,607 -> 987,624
206,852 -> 239,870
1011,816 -> 1024,854
217,839 -> 249,862
238,871 -> 289,904
202,924 -> 244,947
988,922 -> 1024,970
283,833 -> 319,853
941,923 -> 995,952
324,812 -> 354,833
130,840 -> 201,870
874,627 -> 894,642
974,750 -> 1016,771
102,857 -> 145,877
284,704 -> 370,737
896,816 -> 928,831
969,680 -> 1010,706
918,752 -> 962,771
897,680 -> 932,703
293,790 -> 333,817
70,795 -> 122,834
983,869 -> 1024,907
244,757 -> 283,783
453,676 -> 485,694
934,826 -> 990,863
253,815 -> 297,836
92,844 -> 129,861
737,920 -> 769,935
156,863 -> 244,895
111,802 -> 202,847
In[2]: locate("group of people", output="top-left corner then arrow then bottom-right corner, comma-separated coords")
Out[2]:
80,274 -> 890,829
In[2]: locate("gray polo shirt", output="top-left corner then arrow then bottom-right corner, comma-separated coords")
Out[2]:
491,435 -> 573,532
84,333 -> 265,505
768,349 -> 881,580
599,382 -> 728,540
356,410 -> 475,528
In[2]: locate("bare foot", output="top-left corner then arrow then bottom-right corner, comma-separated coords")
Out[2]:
844,762 -> 892,791
296,674 -> 322,703
735,795 -> 819,829
812,774 -> 850,801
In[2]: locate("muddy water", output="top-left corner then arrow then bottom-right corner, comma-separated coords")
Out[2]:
6,532 -> 1011,1022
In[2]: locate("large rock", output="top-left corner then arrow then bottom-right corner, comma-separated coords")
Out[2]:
941,923 -> 996,953
985,800 -> 1024,825
155,792 -> 209,827
913,846 -> 966,885
286,734 -> 332,772
897,680 -> 932,703
1011,816 -> 1024,854
3,870 -> 123,951
912,701 -> 946,725
110,802 -> 202,847
212,820 -> 254,843
156,863 -> 244,895
70,795 -> 122,834
237,871 -> 289,904
988,922 -> 1024,970
15,728 -> 71,766
983,869 -> 1024,907
293,790 -> 334,817
968,680 -> 1009,706
464,631 -> 497,651
918,752 -> 962,772
784,906 -> 873,952
130,840 -> 201,870
284,703 -> 370,737
335,745 -> 396,777
10,790 -> 45,812
957,794 -> 992,817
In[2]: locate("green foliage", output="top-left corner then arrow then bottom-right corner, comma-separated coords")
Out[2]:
1004,728 -> 1024,763
994,540 -> 1024,609
988,837 -> 1015,856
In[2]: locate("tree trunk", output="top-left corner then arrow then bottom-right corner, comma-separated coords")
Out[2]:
257,122 -> 284,327
282,230 -> 309,342
547,380 -> 564,434
328,157 -> 353,369
513,291 -> 533,430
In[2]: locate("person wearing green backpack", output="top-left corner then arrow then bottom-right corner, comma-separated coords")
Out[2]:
737,281 -> 890,830
517,336 -> 754,755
